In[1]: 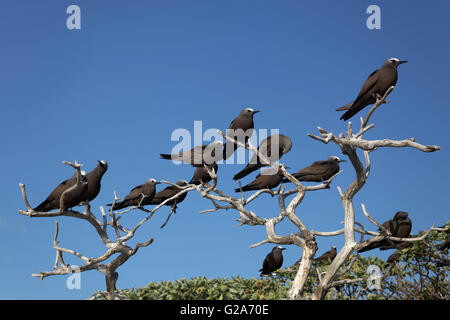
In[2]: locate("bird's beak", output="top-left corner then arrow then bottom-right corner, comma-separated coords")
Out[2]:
252,110 -> 260,114
280,247 -> 286,250
339,159 -> 346,163
155,181 -> 161,185
284,166 -> 291,169
398,60 -> 408,65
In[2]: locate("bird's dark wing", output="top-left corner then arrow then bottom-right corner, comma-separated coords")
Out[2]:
353,69 -> 379,104
260,255 -> 271,272
294,161 -> 330,178
124,184 -> 146,201
228,117 -> 239,130
153,186 -> 176,202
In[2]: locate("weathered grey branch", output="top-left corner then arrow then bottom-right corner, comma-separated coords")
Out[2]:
360,86 -> 394,130
18,160 -> 160,299
308,118 -> 440,300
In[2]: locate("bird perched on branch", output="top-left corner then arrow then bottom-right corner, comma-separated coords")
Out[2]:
223,107 -> 260,160
189,163 -> 218,185
281,156 -> 345,183
107,178 -> 160,210
235,165 -> 286,192
336,58 -> 408,121
82,160 -> 108,203
259,246 -> 286,276
358,211 -> 412,253
314,246 -> 337,263
385,241 -> 412,264
436,258 -> 450,268
233,134 -> 292,181
34,170 -> 88,212
150,180 -> 189,208
160,141 -> 223,166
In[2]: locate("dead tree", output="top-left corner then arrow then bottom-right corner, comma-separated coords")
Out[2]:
18,161 -> 193,300
18,87 -> 442,300
193,86 -> 441,300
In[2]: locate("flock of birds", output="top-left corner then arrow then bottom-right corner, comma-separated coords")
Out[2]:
31,57 -> 424,276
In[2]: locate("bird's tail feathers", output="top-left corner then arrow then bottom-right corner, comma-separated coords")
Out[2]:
336,101 -> 353,111
189,178 -> 200,185
233,165 -> 258,181
159,154 -> 172,160
34,200 -> 50,212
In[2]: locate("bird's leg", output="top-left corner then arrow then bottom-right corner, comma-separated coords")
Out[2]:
160,205 -> 177,229
202,182 -> 212,188
373,92 -> 390,104
320,177 -> 331,189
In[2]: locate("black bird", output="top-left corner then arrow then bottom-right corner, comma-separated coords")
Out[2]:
235,165 -> 286,192
189,163 -> 219,185
337,58 -> 408,121
223,108 -> 260,160
160,141 -> 223,166
259,246 -> 286,276
385,242 -> 412,264
315,246 -> 337,262
150,180 -> 189,207
107,178 -> 160,210
34,170 -> 88,212
83,160 -> 108,203
281,156 -> 345,183
359,211 -> 412,253
233,134 -> 292,181
386,251 -> 402,265
380,238 -> 413,251
436,258 -> 450,268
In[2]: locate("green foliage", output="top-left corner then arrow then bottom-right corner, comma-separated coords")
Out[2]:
377,223 -> 449,300
96,222 -> 448,300
120,275 -> 290,300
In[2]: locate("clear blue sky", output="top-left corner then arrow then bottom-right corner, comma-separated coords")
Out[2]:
0,0 -> 449,299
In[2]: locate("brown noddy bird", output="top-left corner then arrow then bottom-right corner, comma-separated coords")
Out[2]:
358,211 -> 412,253
281,156 -> 345,183
160,141 -> 223,166
385,241 -> 412,264
436,258 -> 450,268
223,107 -> 260,160
386,251 -> 402,264
235,165 -> 287,192
83,160 -> 108,203
34,170 -> 88,212
107,178 -> 160,210
150,180 -> 189,207
189,163 -> 218,185
337,58 -> 408,121
314,246 -> 337,262
233,134 -> 292,181
259,246 -> 286,276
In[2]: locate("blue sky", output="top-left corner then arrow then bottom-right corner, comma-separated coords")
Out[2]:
0,0 -> 449,299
